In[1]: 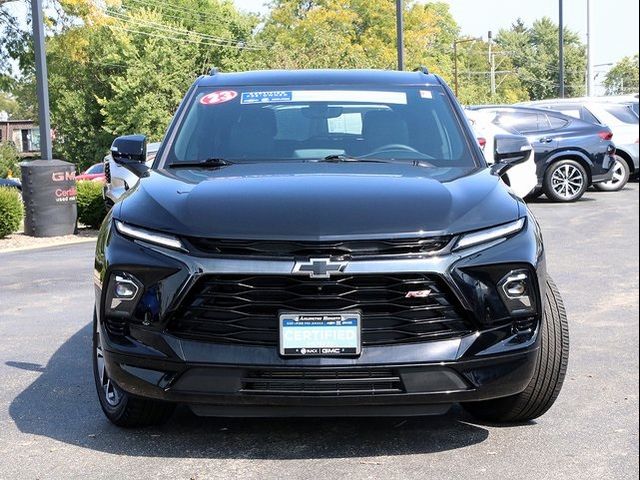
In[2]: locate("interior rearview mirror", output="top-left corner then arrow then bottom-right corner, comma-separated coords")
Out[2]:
110,135 -> 149,177
491,134 -> 533,177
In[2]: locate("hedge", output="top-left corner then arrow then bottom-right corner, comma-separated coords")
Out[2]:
0,186 -> 23,239
76,180 -> 107,229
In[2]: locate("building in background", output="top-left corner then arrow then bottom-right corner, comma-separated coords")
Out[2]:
0,118 -> 41,157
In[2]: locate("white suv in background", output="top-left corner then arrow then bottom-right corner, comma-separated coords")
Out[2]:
465,109 -> 537,199
103,142 -> 161,207
520,97 -> 639,191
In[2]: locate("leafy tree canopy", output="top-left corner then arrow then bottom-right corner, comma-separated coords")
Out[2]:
603,54 -> 639,95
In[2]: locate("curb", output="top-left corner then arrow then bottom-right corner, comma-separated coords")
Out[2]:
0,237 -> 97,254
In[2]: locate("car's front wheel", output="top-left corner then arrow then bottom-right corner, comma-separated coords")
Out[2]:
463,277 -> 569,423
594,155 -> 630,192
543,160 -> 588,202
93,311 -> 175,427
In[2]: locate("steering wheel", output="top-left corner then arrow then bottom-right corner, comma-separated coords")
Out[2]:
360,144 -> 435,164
371,144 -> 423,155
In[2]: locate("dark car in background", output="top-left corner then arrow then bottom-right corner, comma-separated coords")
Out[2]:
519,98 -> 639,190
468,106 -> 616,202
92,69 -> 570,428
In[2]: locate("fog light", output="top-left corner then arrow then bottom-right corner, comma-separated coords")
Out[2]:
498,270 -> 536,315
503,274 -> 528,299
114,276 -> 139,299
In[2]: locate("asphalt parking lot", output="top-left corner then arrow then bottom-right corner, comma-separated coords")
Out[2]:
0,185 -> 638,480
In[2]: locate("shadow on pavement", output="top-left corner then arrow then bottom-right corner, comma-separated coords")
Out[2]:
8,324 -> 502,459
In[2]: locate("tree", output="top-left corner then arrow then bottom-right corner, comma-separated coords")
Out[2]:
35,0 -> 261,168
258,0 -> 458,78
496,17 -> 587,100
603,55 -> 639,95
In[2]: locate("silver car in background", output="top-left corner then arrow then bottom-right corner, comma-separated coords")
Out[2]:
103,142 -> 161,207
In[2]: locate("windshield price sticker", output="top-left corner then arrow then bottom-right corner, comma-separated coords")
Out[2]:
242,91 -> 293,104
200,90 -> 238,106
241,90 -> 408,105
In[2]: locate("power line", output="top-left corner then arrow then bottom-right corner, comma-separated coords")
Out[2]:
120,0 -> 270,48
104,10 -> 266,50
106,24 -> 258,50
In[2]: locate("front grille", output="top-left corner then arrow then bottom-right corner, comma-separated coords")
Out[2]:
104,160 -> 111,184
242,368 -> 403,396
167,274 -> 473,346
185,237 -> 451,258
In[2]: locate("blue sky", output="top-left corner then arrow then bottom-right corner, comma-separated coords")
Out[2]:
233,0 -> 639,72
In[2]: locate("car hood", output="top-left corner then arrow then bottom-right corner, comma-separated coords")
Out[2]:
115,162 -> 522,240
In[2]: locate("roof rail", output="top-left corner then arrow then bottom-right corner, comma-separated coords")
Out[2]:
209,67 -> 220,76
414,66 -> 430,75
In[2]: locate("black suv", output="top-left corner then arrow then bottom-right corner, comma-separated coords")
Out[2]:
94,69 -> 569,427
468,106 -> 616,202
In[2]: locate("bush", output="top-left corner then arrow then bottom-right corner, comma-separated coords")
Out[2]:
0,186 -> 24,238
0,142 -> 21,179
76,181 -> 107,229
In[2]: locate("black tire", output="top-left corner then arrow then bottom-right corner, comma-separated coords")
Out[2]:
524,188 -> 543,202
594,155 -> 630,192
463,277 -> 570,423
93,311 -> 175,427
543,159 -> 588,202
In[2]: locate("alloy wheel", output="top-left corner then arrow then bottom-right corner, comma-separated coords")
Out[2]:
602,159 -> 626,188
551,164 -> 585,200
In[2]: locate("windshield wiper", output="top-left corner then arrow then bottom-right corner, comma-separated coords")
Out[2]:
318,155 -> 386,163
168,158 -> 233,169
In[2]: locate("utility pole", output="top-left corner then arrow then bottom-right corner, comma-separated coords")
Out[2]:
559,0 -> 565,98
31,0 -> 52,160
586,0 -> 594,96
488,30 -> 496,97
396,0 -> 404,71
453,37 -> 481,97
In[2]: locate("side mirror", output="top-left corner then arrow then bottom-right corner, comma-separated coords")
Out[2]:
491,134 -> 533,177
110,135 -> 149,177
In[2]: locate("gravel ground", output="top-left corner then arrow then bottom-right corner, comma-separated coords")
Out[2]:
0,229 -> 97,253
0,184 -> 637,480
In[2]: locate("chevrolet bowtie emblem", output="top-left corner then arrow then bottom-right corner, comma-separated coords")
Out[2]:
292,258 -> 348,279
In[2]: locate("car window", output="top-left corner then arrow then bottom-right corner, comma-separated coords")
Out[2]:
495,112 -> 551,134
579,107 -> 601,124
166,86 -> 476,167
86,164 -> 104,174
604,104 -> 639,124
547,114 -> 569,130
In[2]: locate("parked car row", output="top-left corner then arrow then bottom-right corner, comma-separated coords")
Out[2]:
97,94 -> 638,207
466,94 -> 638,203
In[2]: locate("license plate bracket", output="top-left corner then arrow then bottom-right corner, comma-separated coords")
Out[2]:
279,312 -> 361,357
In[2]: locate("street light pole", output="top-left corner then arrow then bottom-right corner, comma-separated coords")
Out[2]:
396,0 -> 405,71
31,0 -> 52,160
586,0 -> 593,96
559,0 -> 565,98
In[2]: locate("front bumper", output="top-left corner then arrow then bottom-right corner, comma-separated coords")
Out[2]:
102,338 -> 538,417
94,212 -> 546,416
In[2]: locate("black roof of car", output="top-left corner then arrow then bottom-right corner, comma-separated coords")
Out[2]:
196,69 -> 441,88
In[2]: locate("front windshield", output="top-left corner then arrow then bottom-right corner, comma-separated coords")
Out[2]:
164,85 -> 476,167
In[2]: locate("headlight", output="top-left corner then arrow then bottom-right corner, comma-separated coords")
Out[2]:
453,218 -> 526,251
115,220 -> 186,251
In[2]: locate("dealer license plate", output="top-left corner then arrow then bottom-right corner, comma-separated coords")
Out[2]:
279,312 -> 361,357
